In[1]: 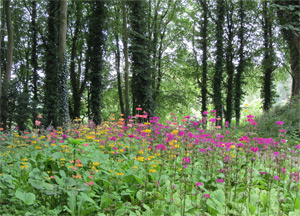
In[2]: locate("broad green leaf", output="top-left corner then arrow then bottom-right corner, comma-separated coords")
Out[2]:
248,203 -> 256,215
100,193 -> 110,210
136,190 -> 143,201
15,189 -> 36,205
115,208 -> 126,216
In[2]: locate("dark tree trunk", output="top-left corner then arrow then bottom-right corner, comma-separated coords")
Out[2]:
129,1 -> 153,117
275,0 -> 300,98
31,0 -> 39,124
225,0 -> 234,127
2,0 -> 13,129
262,1 -> 275,112
235,0 -> 245,126
44,0 -> 59,127
122,0 -> 130,119
70,1 -> 82,119
88,1 -> 105,125
199,0 -> 208,117
213,0 -> 225,126
113,10 -> 124,115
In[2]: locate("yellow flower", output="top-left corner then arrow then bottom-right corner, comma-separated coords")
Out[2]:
230,145 -> 235,149
133,166 -> 137,169
116,172 -> 124,176
93,162 -> 100,166
136,156 -> 144,162
149,169 -> 156,173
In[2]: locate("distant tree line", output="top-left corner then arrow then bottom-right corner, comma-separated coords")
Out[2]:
0,0 -> 299,130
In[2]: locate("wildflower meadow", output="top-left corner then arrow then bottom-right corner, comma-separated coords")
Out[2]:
0,110 -> 299,216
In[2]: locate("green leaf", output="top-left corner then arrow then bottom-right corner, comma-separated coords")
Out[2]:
115,208 -> 126,216
136,190 -> 143,201
248,203 -> 256,215
100,193 -> 110,210
15,189 -> 36,205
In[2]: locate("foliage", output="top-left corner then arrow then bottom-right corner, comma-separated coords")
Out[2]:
0,111 -> 299,215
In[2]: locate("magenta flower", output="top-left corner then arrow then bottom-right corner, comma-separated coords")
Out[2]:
273,152 -> 279,156
251,147 -> 259,153
216,179 -> 224,183
274,176 -> 280,180
182,157 -> 191,164
155,144 -> 166,150
203,194 -> 210,198
195,182 -> 203,187
276,121 -> 283,125
203,111 -> 209,115
259,171 -> 266,175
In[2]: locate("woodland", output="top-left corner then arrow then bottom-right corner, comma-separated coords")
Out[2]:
0,0 -> 299,215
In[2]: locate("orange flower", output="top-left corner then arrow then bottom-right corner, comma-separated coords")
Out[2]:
37,115 -> 42,118
0,128 -> 3,131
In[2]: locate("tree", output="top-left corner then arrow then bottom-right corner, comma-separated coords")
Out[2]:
88,1 -> 105,125
2,0 -> 13,129
31,0 -> 39,125
261,0 -> 276,111
274,0 -> 300,98
213,0 -> 225,126
234,0 -> 246,125
224,0 -> 235,126
198,0 -> 209,117
122,0 -> 130,119
57,0 -> 69,125
44,0 -> 59,127
129,0 -> 153,116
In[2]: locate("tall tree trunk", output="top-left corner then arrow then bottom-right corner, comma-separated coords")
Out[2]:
0,1 -> 4,123
225,0 -> 234,127
234,0 -> 245,126
44,0 -> 59,127
213,0 -> 225,126
88,1 -> 105,125
199,0 -> 208,117
31,0 -> 39,124
70,1 -> 81,119
2,0 -> 13,129
58,0 -> 69,125
275,0 -> 300,98
122,0 -> 130,119
262,1 -> 275,112
115,33 -> 124,115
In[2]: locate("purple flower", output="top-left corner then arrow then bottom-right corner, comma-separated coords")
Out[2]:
155,144 -> 166,151
182,157 -> 191,164
216,179 -> 224,183
195,182 -> 203,187
203,194 -> 210,198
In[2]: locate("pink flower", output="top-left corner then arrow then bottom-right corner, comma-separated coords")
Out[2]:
35,120 -> 41,126
295,145 -> 300,149
251,147 -> 259,153
156,144 -> 166,150
216,179 -> 224,183
195,182 -> 203,187
203,194 -> 210,198
182,157 -> 191,164
273,152 -> 279,156
274,176 -> 280,180
203,111 -> 209,115
259,171 -> 266,175
50,176 -> 55,179
276,121 -> 283,125
85,181 -> 94,186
